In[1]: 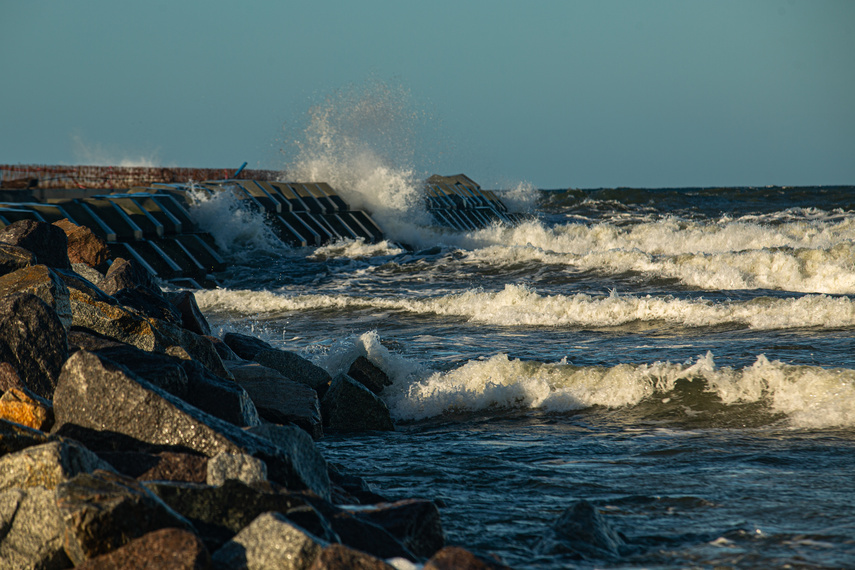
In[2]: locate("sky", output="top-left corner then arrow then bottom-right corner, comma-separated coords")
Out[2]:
2,0 -> 853,189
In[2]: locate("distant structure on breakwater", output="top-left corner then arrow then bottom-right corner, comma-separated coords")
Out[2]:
0,164 -> 523,288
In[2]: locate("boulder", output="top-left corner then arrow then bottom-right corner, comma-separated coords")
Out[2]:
347,356 -> 392,395
94,344 -> 258,428
96,343 -> 188,395
253,348 -> 332,396
0,264 -> 72,329
99,257 -> 161,296
52,351 -> 331,500
0,486 -> 71,570
71,262 -> 106,287
154,321 -> 234,380
168,290 -> 213,336
207,452 -> 268,488
211,511 -> 326,570
0,439 -> 115,492
0,293 -> 69,400
206,336 -> 242,362
424,546 -> 511,570
320,375 -> 394,433
53,218 -> 111,272
55,266 -> 114,304
222,332 -> 273,360
55,469 -> 196,566
0,242 -> 36,277
0,417 -> 52,457
305,500 -> 415,561
178,360 -> 259,427
98,450 -> 208,483
354,499 -> 445,559
228,362 -> 322,439
114,286 -> 183,325
73,527 -> 211,570
67,287 -> 167,352
538,499 -> 626,560
145,479 -> 311,550
0,219 -> 71,269
0,361 -> 25,391
327,463 -> 389,505
246,423 -> 331,499
0,388 -> 53,431
308,544 -> 397,570
67,328 -> 127,352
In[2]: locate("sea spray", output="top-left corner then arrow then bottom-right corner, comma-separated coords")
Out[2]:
185,185 -> 284,257
283,81 -> 432,235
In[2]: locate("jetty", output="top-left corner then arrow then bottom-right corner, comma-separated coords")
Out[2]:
0,164 -> 523,287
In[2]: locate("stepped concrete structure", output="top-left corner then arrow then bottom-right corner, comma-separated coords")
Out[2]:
0,165 -> 522,287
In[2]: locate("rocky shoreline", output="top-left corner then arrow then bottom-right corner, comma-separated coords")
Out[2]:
0,218 -> 509,569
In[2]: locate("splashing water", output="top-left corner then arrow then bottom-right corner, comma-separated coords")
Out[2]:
283,81 -> 429,231
185,186 -> 284,257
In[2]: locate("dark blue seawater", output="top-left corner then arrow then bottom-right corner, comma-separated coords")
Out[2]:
196,185 -> 855,568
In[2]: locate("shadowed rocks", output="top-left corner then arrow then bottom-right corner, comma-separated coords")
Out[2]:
0,293 -> 69,400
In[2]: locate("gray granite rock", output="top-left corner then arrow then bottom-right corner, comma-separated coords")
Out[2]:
0,486 -> 71,570
253,348 -> 332,396
52,350 -> 330,500
207,452 -> 268,487
0,293 -> 69,400
0,439 -> 115,492
320,374 -> 394,433
55,469 -> 196,566
211,511 -> 326,570
229,362 -> 322,439
0,264 -> 72,329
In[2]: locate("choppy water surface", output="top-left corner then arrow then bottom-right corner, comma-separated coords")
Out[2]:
194,184 -> 855,568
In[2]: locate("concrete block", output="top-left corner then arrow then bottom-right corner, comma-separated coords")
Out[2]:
83,198 -> 144,241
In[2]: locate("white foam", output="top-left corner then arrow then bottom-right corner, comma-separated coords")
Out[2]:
185,186 -> 284,257
443,216 -> 855,294
310,239 -> 405,260
194,285 -> 855,330
385,351 -> 855,429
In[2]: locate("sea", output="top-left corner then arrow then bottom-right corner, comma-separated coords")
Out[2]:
173,87 -> 855,570
181,177 -> 855,569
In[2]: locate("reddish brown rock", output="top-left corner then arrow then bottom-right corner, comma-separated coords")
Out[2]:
0,361 -> 25,392
55,469 -> 196,565
424,546 -> 511,570
53,218 -> 110,272
0,388 -> 52,431
307,544 -> 396,570
74,527 -> 211,570
98,451 -> 208,483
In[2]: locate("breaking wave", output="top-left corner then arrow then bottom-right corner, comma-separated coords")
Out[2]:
194,285 -> 855,330
294,331 -> 855,429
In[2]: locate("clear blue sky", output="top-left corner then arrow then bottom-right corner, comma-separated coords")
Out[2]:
2,1 -> 853,188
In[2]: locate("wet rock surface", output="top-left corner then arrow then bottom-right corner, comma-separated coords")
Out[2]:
0,232 -> 489,568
